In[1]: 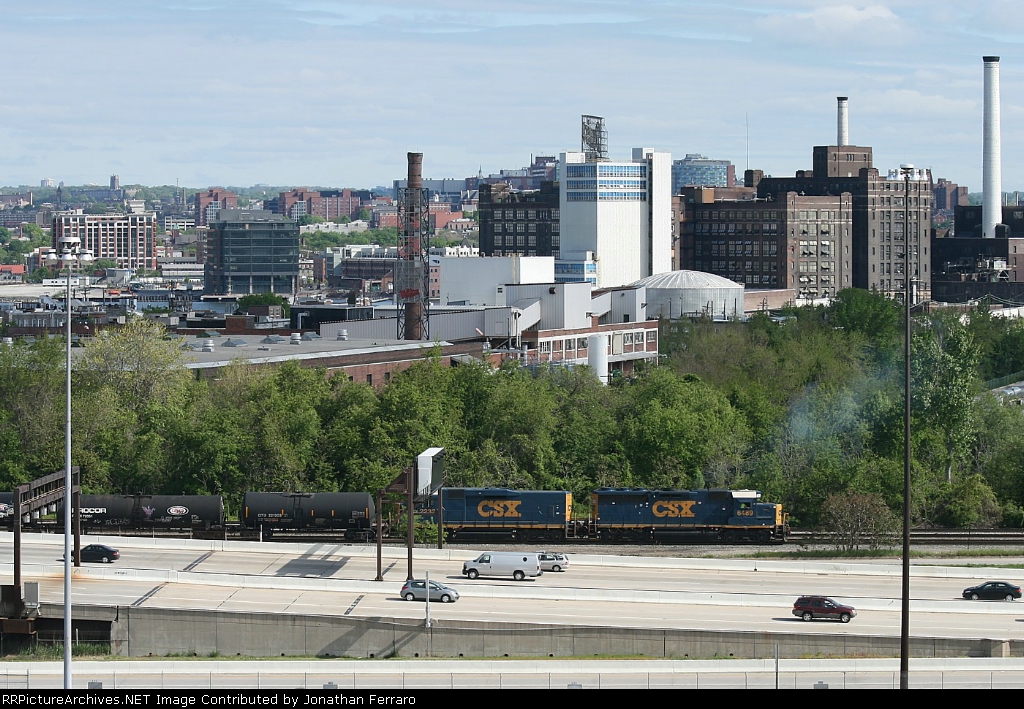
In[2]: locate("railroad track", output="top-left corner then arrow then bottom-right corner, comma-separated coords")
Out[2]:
788,528 -> 1024,546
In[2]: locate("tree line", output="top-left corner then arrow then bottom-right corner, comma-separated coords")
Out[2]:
2,289 -> 1024,528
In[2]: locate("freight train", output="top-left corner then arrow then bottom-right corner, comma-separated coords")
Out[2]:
14,487 -> 787,544
427,487 -> 788,543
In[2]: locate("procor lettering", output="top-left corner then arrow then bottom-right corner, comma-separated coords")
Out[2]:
477,500 -> 522,517
652,500 -> 696,518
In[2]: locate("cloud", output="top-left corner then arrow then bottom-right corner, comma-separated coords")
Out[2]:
755,4 -> 904,47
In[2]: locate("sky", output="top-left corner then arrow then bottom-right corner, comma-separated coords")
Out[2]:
1,1 -> 1023,192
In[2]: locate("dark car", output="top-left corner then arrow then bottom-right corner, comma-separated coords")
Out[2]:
792,596 -> 856,623
400,579 -> 459,603
962,581 -> 1022,601
73,544 -> 119,563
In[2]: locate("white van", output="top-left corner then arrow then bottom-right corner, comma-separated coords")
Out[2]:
463,552 -> 542,581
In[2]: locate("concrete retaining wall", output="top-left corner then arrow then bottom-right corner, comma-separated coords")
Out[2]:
35,604 -> 1019,660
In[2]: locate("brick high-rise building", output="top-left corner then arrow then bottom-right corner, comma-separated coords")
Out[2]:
279,188 -> 365,221
933,178 -> 969,212
194,188 -> 239,227
677,189 -> 853,298
756,144 -> 932,302
52,212 -> 157,271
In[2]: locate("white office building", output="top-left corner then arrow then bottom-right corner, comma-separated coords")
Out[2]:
558,148 -> 672,288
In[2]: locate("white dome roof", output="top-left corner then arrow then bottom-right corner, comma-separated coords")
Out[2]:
633,270 -> 743,291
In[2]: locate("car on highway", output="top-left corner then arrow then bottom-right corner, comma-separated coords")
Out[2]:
400,579 -> 459,603
792,596 -> 856,623
73,544 -> 119,563
536,551 -> 570,572
962,581 -> 1022,601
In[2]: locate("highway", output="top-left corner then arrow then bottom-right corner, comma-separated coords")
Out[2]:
3,533 -> 1024,640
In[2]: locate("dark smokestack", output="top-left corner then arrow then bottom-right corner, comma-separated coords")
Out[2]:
407,152 -> 423,190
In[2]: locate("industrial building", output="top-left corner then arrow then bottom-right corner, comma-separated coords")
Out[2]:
931,57 -> 1024,303
634,270 -> 745,320
559,146 -> 672,288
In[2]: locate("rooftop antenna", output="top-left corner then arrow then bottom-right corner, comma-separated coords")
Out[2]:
745,113 -> 749,172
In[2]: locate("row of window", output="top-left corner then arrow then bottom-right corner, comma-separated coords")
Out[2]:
702,261 -> 780,273
566,165 -> 597,178
489,209 -> 559,220
797,240 -> 833,256
493,234 -> 539,247
536,329 -> 655,353
702,241 -> 780,256
699,210 -> 780,220
565,192 -> 648,202
797,261 -> 837,273
598,165 -> 646,177
494,223 -> 550,233
492,250 -> 556,258
698,223 -> 780,233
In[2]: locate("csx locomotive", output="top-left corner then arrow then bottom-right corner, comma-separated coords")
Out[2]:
426,487 -> 788,543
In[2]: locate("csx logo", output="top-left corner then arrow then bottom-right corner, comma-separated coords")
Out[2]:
652,500 -> 696,518
477,500 -> 522,517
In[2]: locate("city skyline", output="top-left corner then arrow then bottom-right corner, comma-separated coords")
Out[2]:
1,1 -> 1022,191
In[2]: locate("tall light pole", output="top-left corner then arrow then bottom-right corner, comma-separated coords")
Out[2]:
899,163 -> 913,689
45,234 -> 93,690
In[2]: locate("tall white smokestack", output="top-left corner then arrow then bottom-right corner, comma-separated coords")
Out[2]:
983,56 -> 1002,238
837,96 -> 849,146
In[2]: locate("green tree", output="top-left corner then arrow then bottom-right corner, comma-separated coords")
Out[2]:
77,319 -> 190,416
912,315 -> 981,483
827,288 -> 902,363
819,492 -> 899,551
620,368 -> 750,489
236,293 -> 290,317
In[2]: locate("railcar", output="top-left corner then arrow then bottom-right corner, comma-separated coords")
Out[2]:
62,494 -> 225,530
241,492 -> 375,540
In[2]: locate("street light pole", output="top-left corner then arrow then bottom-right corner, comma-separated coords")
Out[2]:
900,163 -> 913,689
46,235 -> 93,690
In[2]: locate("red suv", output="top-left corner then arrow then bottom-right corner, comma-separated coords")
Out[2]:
792,596 -> 856,623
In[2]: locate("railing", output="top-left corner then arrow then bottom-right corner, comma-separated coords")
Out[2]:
4,669 -> 1024,690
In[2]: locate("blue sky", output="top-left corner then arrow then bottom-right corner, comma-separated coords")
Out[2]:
1,1 -> 1022,191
